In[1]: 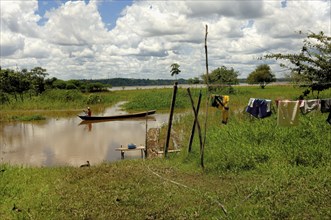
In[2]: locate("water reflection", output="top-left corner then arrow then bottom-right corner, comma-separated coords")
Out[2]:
0,104 -> 168,167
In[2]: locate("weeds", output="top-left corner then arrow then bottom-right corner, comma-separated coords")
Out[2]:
10,115 -> 46,121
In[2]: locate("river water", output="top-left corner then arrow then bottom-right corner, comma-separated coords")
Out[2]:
0,103 -> 168,167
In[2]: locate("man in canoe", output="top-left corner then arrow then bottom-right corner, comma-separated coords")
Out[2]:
83,107 -> 92,117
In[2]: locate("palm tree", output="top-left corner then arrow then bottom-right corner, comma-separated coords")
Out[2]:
170,63 -> 181,80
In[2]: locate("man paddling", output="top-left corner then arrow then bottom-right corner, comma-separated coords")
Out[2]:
83,107 -> 92,117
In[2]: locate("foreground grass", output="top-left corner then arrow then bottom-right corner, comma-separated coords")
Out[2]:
1,160 -> 330,219
1,85 -> 331,219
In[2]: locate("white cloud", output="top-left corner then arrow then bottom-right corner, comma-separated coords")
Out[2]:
0,0 -> 330,80
0,0 -> 41,36
0,32 -> 25,56
43,1 -> 109,46
22,38 -> 54,59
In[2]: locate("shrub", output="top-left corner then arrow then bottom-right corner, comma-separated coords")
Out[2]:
87,94 -> 102,104
41,90 -> 82,101
0,92 -> 10,104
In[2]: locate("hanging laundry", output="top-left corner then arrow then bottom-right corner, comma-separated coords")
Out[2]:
299,99 -> 320,114
246,98 -> 272,118
320,99 -> 331,125
277,100 -> 300,126
210,95 -> 229,124
210,95 -> 220,107
220,95 -> 229,124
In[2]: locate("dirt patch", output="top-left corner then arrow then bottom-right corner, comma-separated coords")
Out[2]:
146,128 -> 160,158
146,127 -> 183,158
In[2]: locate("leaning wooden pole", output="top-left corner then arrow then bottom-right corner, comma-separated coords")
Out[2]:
188,90 -> 202,153
164,82 -> 178,157
201,24 -> 210,168
204,25 -> 209,84
145,112 -> 148,158
187,89 -> 203,160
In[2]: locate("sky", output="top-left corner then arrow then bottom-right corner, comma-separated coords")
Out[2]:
0,0 -> 330,80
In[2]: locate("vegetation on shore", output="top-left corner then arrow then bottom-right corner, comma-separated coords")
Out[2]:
1,85 -> 331,219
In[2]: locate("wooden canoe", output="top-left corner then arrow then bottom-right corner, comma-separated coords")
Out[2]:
78,110 -> 156,121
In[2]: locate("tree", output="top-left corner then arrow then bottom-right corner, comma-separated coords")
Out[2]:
188,77 -> 201,84
247,64 -> 276,88
0,66 -> 50,102
45,77 -> 58,89
53,79 -> 67,89
170,63 -> 181,80
265,31 -> 331,97
0,68 -> 12,103
87,82 -> 106,92
202,65 -> 239,85
28,67 -> 48,95
0,68 -> 30,101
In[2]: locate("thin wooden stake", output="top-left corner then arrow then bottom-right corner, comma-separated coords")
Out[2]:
201,24 -> 210,169
188,90 -> 202,153
204,25 -> 209,85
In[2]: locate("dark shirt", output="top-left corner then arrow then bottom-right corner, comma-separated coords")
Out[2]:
246,98 -> 272,118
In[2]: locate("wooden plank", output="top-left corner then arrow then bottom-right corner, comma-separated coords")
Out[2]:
115,146 -> 145,151
115,146 -> 145,159
157,149 -> 181,154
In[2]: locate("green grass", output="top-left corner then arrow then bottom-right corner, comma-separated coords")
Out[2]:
1,85 -> 331,219
10,115 -> 46,121
122,88 -> 196,111
1,160 -> 330,219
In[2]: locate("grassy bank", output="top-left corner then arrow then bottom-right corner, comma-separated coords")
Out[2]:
1,160 -> 330,219
1,85 -> 331,219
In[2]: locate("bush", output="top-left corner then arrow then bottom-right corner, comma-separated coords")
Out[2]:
0,92 -> 10,104
66,83 -> 78,90
40,89 -> 85,103
87,94 -> 102,104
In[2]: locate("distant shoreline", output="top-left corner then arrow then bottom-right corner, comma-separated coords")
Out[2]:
108,82 -> 290,91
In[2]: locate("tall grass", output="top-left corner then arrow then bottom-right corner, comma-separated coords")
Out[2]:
171,85 -> 331,172
187,113 -> 331,172
166,85 -> 331,218
122,88 -> 199,111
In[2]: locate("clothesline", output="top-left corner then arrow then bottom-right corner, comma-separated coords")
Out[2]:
204,82 -> 331,87
244,98 -> 331,126
211,95 -> 331,126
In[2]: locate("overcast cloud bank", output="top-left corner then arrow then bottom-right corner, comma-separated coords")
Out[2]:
0,0 -> 330,80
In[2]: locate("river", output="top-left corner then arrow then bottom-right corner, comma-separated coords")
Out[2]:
0,103 -> 168,167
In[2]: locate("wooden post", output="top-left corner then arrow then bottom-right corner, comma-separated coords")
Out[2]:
204,25 -> 209,85
120,145 -> 124,159
201,24 -> 209,169
145,112 -> 148,158
188,90 -> 202,153
164,82 -> 178,157
187,88 -> 203,168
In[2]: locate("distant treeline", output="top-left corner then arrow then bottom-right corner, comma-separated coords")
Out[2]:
80,77 -> 289,87
80,78 -> 189,87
